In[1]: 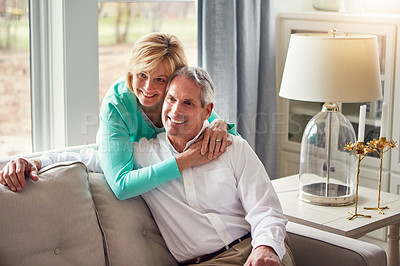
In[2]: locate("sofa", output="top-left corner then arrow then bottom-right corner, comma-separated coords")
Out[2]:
0,147 -> 387,266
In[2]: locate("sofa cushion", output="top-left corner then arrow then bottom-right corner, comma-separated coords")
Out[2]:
88,173 -> 178,266
0,162 -> 105,266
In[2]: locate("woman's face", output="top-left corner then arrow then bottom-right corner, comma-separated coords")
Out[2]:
131,64 -> 170,111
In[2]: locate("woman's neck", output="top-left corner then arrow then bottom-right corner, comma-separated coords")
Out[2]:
140,103 -> 163,128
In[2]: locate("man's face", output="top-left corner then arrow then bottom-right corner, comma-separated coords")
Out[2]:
162,75 -> 213,145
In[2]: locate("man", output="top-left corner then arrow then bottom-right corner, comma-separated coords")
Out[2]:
130,67 -> 291,265
1,67 -> 292,265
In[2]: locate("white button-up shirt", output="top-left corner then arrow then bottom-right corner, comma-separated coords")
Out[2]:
40,122 -> 287,262
133,122 -> 287,262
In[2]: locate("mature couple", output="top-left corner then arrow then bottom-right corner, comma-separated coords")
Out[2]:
1,33 -> 293,266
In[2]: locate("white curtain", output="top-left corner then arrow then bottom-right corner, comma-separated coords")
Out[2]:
199,0 -> 278,178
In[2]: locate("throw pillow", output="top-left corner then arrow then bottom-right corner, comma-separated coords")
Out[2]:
0,162 -> 105,266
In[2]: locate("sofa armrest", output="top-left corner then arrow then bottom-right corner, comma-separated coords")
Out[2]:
287,222 -> 387,266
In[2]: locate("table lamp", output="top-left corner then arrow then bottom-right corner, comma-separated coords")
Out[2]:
279,31 -> 382,206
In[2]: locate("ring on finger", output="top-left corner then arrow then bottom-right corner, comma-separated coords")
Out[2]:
215,139 -> 222,142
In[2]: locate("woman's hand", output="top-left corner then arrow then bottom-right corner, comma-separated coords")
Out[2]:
176,133 -> 232,172
175,141 -> 212,172
0,158 -> 41,192
200,119 -> 230,159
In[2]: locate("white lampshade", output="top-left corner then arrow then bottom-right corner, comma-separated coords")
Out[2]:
279,33 -> 382,103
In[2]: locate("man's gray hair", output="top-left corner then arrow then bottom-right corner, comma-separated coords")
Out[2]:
167,66 -> 215,107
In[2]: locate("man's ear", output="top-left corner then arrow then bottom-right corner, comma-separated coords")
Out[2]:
204,103 -> 214,120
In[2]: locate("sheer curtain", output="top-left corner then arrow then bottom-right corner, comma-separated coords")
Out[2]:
199,0 -> 278,178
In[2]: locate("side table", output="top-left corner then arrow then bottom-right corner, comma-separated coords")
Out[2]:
272,174 -> 400,266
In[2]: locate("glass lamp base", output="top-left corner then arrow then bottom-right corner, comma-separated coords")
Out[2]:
299,102 -> 357,207
299,182 -> 355,206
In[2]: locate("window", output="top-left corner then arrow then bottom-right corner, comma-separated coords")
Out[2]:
0,0 -> 31,157
8,0 -> 198,153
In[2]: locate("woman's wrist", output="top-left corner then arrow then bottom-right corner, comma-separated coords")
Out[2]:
175,142 -> 212,172
175,153 -> 189,172
211,118 -> 229,131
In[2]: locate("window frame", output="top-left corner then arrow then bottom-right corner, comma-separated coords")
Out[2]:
30,0 -> 99,151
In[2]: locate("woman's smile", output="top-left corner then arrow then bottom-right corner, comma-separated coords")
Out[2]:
141,90 -> 158,98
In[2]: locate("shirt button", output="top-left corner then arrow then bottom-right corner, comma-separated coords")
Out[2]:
193,205 -> 198,209
142,230 -> 147,236
187,182 -> 191,186
54,248 -> 61,255
209,214 -> 213,217
224,234 -> 227,239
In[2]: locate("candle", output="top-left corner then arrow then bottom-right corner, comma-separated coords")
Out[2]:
358,105 -> 366,143
380,102 -> 388,138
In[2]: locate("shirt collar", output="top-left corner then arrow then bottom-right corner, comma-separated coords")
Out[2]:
165,120 -> 210,153
183,120 -> 210,151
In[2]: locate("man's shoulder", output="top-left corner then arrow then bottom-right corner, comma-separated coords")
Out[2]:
228,135 -> 248,148
224,135 -> 255,160
132,133 -> 170,168
134,133 -> 166,148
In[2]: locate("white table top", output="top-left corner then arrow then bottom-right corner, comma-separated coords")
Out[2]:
272,174 -> 400,238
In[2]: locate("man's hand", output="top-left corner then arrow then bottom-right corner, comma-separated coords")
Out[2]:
0,158 -> 40,192
244,246 -> 281,266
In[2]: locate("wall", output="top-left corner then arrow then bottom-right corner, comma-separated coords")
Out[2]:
273,0 -> 400,15
273,0 -> 313,14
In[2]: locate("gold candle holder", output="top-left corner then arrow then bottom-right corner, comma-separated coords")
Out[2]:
364,137 -> 397,214
344,141 -> 374,220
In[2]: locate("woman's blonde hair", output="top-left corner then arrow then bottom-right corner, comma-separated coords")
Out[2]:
126,33 -> 188,91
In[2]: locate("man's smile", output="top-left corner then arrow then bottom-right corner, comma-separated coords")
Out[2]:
168,115 -> 186,124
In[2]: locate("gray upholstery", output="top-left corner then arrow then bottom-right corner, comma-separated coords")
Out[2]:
287,222 -> 387,266
88,172 -> 177,266
0,162 -> 105,266
0,150 -> 387,266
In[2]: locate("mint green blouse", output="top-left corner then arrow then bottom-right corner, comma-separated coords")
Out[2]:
97,78 -> 237,200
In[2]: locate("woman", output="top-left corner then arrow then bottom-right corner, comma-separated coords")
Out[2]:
0,33 -> 237,197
